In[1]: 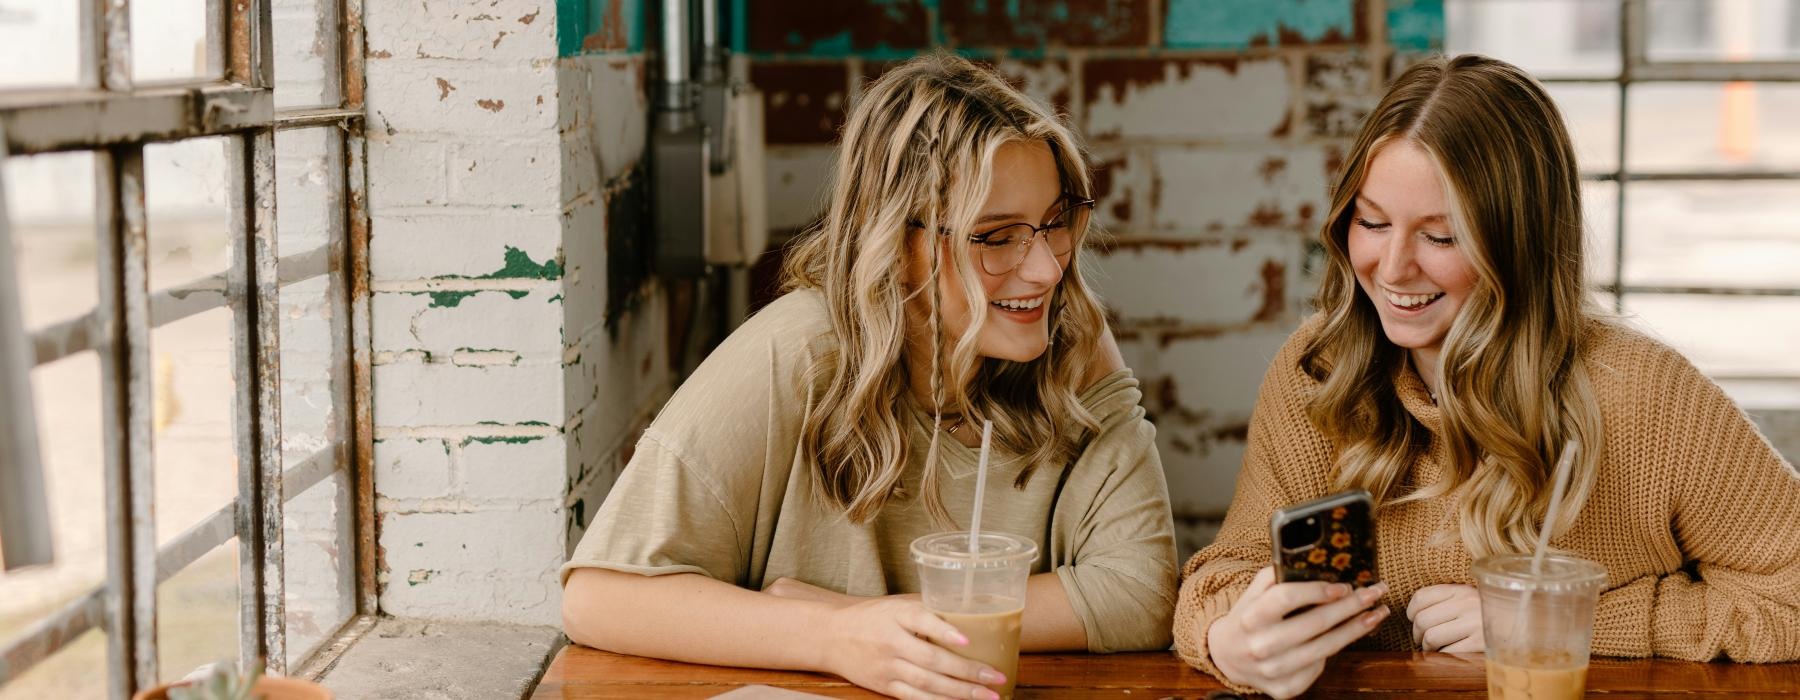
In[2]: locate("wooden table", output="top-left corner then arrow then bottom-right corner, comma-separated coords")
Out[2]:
532,645 -> 1800,698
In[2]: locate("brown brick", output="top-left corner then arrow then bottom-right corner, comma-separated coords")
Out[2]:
745,0 -> 929,55
752,62 -> 850,144
941,0 -> 1152,49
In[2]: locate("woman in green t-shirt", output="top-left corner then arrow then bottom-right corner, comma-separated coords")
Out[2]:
561,53 -> 1177,699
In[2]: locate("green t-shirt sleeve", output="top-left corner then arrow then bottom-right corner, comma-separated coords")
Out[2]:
559,429 -> 747,584
1052,370 -> 1180,653
559,290 -> 830,588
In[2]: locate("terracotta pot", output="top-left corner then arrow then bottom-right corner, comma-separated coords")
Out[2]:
131,676 -> 332,700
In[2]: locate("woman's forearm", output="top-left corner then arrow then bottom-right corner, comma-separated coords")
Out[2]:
1022,571 -> 1088,652
562,568 -> 834,671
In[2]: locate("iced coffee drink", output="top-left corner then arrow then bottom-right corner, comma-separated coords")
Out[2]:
911,532 -> 1037,699
1473,553 -> 1607,700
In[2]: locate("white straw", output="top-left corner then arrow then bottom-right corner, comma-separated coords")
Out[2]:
963,420 -> 994,609
968,420 -> 994,553
1531,440 -> 1580,575
1510,439 -> 1580,649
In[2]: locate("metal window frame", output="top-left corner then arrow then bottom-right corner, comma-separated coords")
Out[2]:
0,0 -> 376,696
1529,1 -> 1800,382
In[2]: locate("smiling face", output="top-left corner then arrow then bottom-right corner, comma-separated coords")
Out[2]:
1346,140 -> 1478,367
909,139 -> 1071,364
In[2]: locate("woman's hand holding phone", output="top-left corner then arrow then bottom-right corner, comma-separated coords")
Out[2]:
1205,566 -> 1391,699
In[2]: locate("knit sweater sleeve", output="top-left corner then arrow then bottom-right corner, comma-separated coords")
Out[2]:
1172,326 -> 1327,687
1590,346 -> 1800,662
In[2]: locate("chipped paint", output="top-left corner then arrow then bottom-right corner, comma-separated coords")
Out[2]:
1164,0 -> 1358,49
559,0 -> 643,56
1084,58 -> 1290,140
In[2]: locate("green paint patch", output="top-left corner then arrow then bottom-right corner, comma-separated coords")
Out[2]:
548,294 -> 564,303
464,435 -> 546,446
428,290 -> 480,308
480,246 -> 563,280
1387,0 -> 1444,52
506,290 -> 531,299
1165,0 -> 1356,49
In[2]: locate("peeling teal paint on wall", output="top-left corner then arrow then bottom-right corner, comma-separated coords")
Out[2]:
480,247 -> 564,280
1387,0 -> 1444,51
557,0 -> 586,56
1165,0 -> 1356,49
428,290 -> 480,308
559,0 -> 643,57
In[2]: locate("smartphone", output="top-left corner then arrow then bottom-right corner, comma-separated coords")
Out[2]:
1270,489 -> 1379,587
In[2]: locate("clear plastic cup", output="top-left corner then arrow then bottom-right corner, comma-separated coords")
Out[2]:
911,531 -> 1038,699
1473,553 -> 1608,700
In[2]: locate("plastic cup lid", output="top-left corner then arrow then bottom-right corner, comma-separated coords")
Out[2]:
910,531 -> 1038,570
1472,552 -> 1607,592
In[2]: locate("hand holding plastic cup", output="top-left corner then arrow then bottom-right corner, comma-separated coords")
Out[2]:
911,530 -> 1037,699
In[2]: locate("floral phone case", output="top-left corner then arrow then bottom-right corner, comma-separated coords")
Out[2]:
1270,489 -> 1379,587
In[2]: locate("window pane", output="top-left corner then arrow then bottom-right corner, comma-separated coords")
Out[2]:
1447,0 -> 1621,77
132,0 -> 214,84
1627,84 -> 1800,173
142,137 -> 241,681
275,128 -> 353,668
157,538 -> 241,682
1548,84 -> 1620,174
143,138 -> 237,549
0,1 -> 82,89
1624,182 -> 1800,289
1647,0 -> 1800,62
0,151 -> 107,698
273,0 -> 341,108
0,628 -> 107,699
1624,294 -> 1800,377
1583,180 -> 1619,287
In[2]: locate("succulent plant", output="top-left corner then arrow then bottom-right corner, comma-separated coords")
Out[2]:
166,662 -> 263,700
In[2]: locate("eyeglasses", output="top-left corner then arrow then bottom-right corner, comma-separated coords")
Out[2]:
915,196 -> 1096,276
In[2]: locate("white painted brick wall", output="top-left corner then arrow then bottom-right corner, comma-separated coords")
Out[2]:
364,0 -> 553,64
1150,147 -> 1328,233
1085,58 -> 1291,141
447,142 -> 562,208
371,289 -> 564,361
366,61 -> 558,136
374,438 -> 454,500
461,435 -> 568,501
365,1 -> 674,626
1091,236 -> 1300,327
378,508 -> 564,623
368,211 -> 563,281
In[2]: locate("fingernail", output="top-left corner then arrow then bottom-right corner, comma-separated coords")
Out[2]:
955,633 -> 971,646
980,669 -> 1006,685
1363,583 -> 1388,603
1365,606 -> 1390,626
1328,583 -> 1351,599
976,690 -> 1001,700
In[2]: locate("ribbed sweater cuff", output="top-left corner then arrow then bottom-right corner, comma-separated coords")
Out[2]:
1592,576 -> 1657,658
1173,587 -> 1261,695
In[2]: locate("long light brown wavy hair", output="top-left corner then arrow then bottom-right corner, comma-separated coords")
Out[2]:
781,53 -> 1108,526
1300,55 -> 1607,560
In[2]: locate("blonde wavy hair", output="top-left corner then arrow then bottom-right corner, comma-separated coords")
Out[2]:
1300,55 -> 1607,560
781,53 -> 1108,526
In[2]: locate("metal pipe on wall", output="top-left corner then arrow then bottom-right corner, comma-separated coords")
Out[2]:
660,0 -> 692,115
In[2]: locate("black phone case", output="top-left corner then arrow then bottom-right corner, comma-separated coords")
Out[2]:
1271,490 -> 1379,587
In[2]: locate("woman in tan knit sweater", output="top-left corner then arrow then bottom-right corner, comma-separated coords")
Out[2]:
1174,54 -> 1800,698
